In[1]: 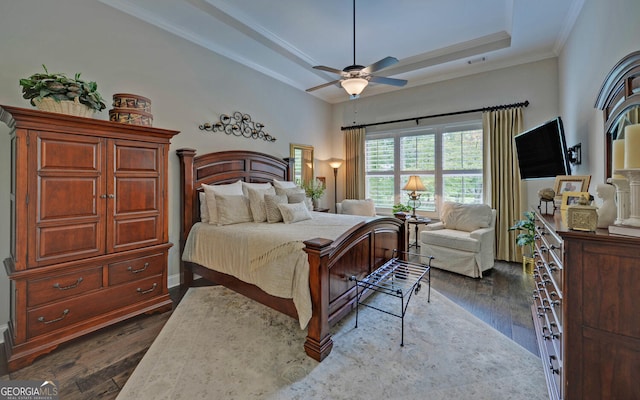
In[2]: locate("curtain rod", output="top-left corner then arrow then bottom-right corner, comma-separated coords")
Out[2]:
340,100 -> 529,131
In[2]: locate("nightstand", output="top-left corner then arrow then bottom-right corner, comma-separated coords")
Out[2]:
314,207 -> 330,213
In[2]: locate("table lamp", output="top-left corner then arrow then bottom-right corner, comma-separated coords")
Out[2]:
403,175 -> 425,218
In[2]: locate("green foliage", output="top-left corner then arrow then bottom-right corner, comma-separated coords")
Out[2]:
301,179 -> 325,200
392,203 -> 412,213
509,211 -> 536,253
19,64 -> 106,112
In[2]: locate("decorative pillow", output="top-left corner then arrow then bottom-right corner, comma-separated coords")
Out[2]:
272,179 -> 298,189
264,194 -> 288,223
247,186 -> 276,222
199,192 -> 209,223
241,181 -> 272,196
286,192 -> 307,204
441,202 -> 492,232
202,181 -> 244,225
340,199 -> 376,216
278,202 -> 313,224
275,186 -> 313,210
275,186 -> 304,197
215,194 -> 253,225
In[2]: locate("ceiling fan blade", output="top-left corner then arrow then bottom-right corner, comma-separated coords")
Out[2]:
306,79 -> 342,92
361,56 -> 399,74
312,65 -> 346,75
368,75 -> 408,87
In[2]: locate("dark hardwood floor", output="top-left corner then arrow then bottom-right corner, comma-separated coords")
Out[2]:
0,261 -> 537,399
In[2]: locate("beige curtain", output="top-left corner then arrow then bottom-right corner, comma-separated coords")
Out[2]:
344,127 -> 366,199
483,107 -> 524,262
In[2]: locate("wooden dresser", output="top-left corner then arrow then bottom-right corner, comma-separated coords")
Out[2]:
0,105 -> 179,371
532,210 -> 639,399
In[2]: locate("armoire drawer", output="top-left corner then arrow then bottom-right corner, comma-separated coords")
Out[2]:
27,266 -> 104,307
27,275 -> 164,338
108,252 -> 165,286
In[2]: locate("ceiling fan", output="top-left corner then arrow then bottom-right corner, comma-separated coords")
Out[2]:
306,0 -> 408,99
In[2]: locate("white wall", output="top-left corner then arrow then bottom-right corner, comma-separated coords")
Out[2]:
558,0 -> 640,193
0,0 -> 332,332
330,58 -> 562,211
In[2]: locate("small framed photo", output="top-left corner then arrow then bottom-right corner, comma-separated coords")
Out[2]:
561,191 -> 590,210
316,176 -> 326,188
554,175 -> 591,198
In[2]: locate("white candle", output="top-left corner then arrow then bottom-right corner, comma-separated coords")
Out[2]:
612,139 -> 625,178
624,124 -> 640,168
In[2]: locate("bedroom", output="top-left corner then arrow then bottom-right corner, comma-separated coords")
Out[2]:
0,0 -> 638,398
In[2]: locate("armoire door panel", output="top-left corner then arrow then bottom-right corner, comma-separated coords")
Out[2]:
115,145 -> 158,172
111,217 -> 159,250
38,177 -> 99,220
38,133 -> 101,172
36,223 -> 102,265
115,178 -> 158,214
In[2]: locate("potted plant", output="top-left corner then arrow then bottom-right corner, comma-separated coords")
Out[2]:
19,64 -> 106,117
302,179 -> 326,209
509,211 -> 536,271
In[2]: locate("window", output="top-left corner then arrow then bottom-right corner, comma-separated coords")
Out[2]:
365,120 -> 483,216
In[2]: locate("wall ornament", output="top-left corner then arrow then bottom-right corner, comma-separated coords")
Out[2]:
200,111 -> 276,142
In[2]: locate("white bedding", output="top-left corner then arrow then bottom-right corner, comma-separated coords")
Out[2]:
181,212 -> 373,329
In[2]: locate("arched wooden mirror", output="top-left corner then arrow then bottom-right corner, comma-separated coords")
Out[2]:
289,143 -> 314,185
595,51 -> 640,178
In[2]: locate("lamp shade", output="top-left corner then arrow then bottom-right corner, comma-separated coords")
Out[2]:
340,78 -> 368,96
329,159 -> 343,169
403,175 -> 426,192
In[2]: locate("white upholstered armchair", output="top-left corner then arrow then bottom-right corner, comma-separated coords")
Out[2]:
419,202 -> 496,278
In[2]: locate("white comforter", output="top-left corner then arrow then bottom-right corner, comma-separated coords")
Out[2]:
181,212 -> 373,329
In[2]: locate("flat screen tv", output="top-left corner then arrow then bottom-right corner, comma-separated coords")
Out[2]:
514,117 -> 571,180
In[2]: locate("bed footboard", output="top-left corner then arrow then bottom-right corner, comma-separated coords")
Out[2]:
303,217 -> 404,361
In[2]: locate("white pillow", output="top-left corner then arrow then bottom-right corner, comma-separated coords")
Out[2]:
247,186 -> 276,222
441,201 -> 492,232
273,179 -> 298,189
202,181 -> 243,225
277,202 -> 313,224
341,199 -> 376,216
264,194 -> 288,223
215,194 -> 253,225
199,192 -> 209,223
242,181 -> 272,196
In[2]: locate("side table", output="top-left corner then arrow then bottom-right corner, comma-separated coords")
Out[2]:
407,217 -> 431,249
313,207 -> 330,213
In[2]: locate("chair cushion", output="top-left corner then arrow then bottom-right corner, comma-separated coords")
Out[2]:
340,199 -> 376,216
420,229 -> 481,252
441,202 -> 492,232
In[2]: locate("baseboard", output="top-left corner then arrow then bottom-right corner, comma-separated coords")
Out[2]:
167,272 -> 202,289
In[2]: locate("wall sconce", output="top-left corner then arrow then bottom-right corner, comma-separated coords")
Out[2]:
568,143 -> 582,165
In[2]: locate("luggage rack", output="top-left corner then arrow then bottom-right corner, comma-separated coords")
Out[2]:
349,250 -> 433,346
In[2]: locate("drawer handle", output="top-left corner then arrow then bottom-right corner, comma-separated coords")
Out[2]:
38,309 -> 69,325
137,283 -> 157,295
53,277 -> 83,290
128,262 -> 150,274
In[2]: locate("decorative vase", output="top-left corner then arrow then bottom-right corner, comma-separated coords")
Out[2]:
33,97 -> 94,118
522,255 -> 534,274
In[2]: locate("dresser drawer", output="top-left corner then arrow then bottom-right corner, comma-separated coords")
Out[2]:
27,266 -> 103,307
108,252 -> 165,286
27,275 -> 164,339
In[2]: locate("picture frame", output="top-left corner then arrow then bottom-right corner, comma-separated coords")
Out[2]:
561,191 -> 590,210
553,175 -> 591,198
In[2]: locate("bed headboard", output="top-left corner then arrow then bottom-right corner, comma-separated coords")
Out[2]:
176,149 -> 294,246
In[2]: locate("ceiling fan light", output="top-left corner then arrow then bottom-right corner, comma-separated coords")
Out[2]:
341,78 -> 368,96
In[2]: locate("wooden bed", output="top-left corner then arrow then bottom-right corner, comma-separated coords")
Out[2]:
177,149 -> 405,361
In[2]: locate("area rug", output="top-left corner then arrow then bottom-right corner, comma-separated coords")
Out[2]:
117,286 -> 547,400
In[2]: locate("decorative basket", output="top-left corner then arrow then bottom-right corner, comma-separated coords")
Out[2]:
112,93 -> 152,113
33,97 -> 94,118
109,108 -> 153,126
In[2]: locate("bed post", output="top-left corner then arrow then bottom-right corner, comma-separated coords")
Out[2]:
302,238 -> 334,362
177,148 -> 196,287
